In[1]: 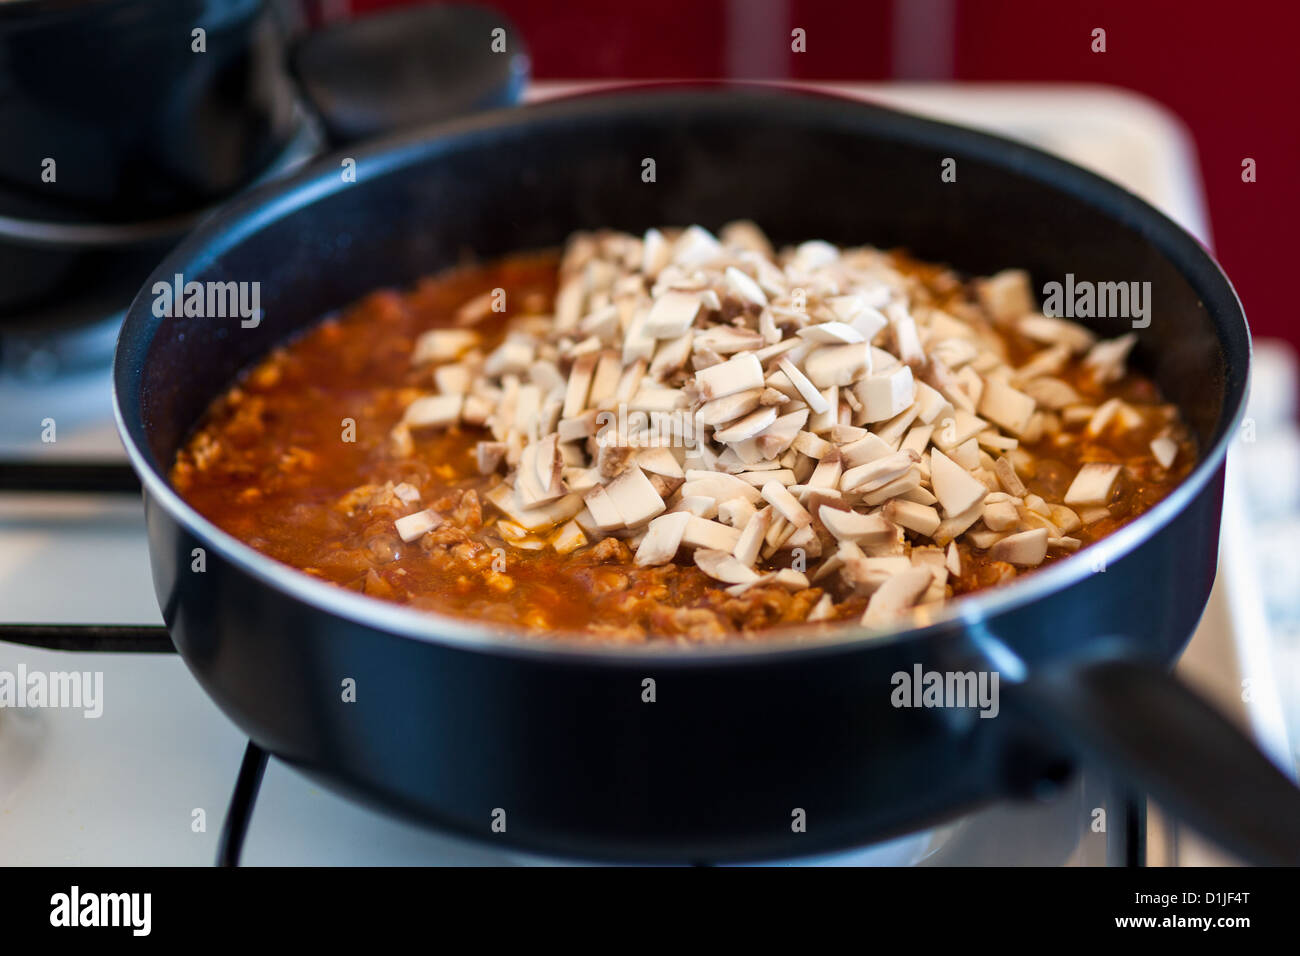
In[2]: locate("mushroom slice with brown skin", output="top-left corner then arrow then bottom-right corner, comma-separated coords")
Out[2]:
989,527 -> 1050,567
532,434 -> 564,496
515,439 -> 565,508
649,330 -> 694,380
993,455 -> 1027,497
476,441 -> 507,475
1063,462 -> 1122,507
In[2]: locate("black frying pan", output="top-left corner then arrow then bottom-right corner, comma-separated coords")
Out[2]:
111,86 -> 1300,864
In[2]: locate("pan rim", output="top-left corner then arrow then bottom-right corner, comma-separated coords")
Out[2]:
113,82 -> 1251,666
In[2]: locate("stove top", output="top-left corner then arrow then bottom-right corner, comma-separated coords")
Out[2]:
0,83 -> 1292,866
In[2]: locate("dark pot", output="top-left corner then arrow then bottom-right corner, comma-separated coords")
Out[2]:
113,87 -> 1300,864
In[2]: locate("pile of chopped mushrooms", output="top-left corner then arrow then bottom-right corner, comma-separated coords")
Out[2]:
390,223 -> 1180,629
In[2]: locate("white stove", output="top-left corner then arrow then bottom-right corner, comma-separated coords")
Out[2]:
1,84 -> 1294,866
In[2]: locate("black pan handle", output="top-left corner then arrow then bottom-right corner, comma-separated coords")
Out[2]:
289,5 -> 529,146
1006,645 -> 1300,865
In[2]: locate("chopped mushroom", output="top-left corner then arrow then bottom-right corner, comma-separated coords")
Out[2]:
403,394 -> 463,429
695,353 -> 765,400
694,549 -> 762,585
989,528 -> 1049,567
635,511 -> 690,566
1150,434 -> 1178,468
977,378 -> 1037,436
929,449 -> 987,516
1063,462 -> 1122,507
412,329 -> 478,364
861,567 -> 934,627
378,223 -> 1189,633
394,509 -> 442,543
819,505 -> 893,544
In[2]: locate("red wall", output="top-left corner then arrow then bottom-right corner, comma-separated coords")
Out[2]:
350,0 -> 1299,349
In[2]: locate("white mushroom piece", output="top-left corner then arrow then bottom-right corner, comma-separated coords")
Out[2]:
1063,463 -> 1122,507
388,222 -> 1186,632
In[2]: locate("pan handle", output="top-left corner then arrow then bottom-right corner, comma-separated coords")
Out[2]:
1005,643 -> 1300,865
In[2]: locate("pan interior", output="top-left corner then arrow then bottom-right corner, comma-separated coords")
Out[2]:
119,88 -> 1246,585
